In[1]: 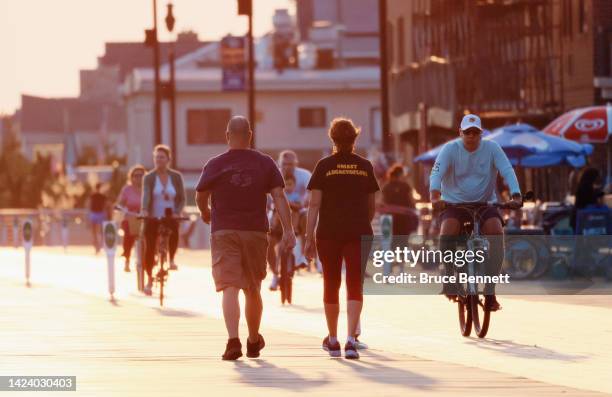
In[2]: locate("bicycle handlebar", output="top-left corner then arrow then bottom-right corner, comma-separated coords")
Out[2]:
441,201 -> 522,210
114,205 -> 140,217
137,216 -> 190,221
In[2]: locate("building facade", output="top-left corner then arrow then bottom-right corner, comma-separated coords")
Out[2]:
384,0 -> 610,194
295,0 -> 380,66
123,58 -> 381,186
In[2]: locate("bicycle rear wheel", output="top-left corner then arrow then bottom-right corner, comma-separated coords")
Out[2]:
158,255 -> 167,307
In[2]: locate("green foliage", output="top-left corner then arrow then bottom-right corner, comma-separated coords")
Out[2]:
0,131 -> 128,209
0,132 -> 55,208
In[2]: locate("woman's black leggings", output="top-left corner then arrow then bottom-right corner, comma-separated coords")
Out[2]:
316,239 -> 366,304
143,219 -> 179,278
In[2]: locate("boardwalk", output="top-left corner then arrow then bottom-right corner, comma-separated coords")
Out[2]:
0,247 -> 610,396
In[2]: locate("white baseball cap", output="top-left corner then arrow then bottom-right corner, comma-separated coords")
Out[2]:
460,114 -> 483,131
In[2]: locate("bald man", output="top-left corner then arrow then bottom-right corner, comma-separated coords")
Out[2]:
195,116 -> 296,360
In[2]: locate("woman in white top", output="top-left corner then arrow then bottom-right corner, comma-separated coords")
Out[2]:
141,145 -> 186,295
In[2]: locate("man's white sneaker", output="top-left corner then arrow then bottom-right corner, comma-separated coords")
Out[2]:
269,274 -> 279,291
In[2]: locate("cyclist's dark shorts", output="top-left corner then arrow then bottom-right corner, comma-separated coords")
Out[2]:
211,230 -> 268,292
439,205 -> 504,228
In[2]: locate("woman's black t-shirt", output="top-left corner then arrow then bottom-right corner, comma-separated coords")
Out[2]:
307,152 -> 380,240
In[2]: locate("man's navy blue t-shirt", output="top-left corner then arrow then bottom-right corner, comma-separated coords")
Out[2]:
195,149 -> 284,233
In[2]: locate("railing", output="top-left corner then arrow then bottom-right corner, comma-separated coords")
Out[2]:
0,206 -> 211,249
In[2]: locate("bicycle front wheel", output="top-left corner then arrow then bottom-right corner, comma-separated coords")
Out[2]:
458,295 -> 472,337
471,294 -> 490,338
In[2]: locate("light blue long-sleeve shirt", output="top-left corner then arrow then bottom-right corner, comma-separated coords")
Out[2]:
429,139 -> 521,203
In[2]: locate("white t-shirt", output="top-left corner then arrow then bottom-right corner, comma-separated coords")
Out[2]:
293,167 -> 312,204
152,175 -> 176,218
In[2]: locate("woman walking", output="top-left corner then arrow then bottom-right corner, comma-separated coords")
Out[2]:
88,183 -> 108,254
305,118 -> 380,359
141,145 -> 186,296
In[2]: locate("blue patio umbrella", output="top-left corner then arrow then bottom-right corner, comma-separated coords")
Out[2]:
414,124 -> 592,168
485,124 -> 592,168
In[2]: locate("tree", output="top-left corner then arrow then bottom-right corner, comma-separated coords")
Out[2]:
0,128 -> 56,209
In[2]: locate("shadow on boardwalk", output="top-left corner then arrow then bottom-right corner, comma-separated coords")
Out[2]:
232,350 -> 437,391
467,338 -> 588,362
233,360 -> 330,390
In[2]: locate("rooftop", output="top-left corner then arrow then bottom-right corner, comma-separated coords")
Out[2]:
125,66 -> 380,95
19,95 -> 126,134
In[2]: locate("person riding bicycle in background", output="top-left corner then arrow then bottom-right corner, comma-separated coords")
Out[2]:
116,164 -> 146,273
141,145 -> 186,296
270,173 -> 302,244
381,164 -> 418,273
268,150 -> 312,290
430,114 -> 521,312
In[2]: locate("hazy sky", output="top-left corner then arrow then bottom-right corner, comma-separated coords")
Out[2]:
0,0 -> 294,114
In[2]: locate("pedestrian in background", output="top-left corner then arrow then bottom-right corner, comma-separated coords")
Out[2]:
571,167 -> 601,232
88,182 -> 108,254
382,164 -> 418,236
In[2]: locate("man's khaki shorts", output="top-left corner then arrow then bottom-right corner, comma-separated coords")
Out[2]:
210,230 -> 269,292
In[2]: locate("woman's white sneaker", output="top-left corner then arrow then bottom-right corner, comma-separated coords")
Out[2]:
322,336 -> 341,357
344,341 -> 360,359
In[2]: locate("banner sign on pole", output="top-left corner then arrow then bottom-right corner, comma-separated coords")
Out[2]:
221,35 -> 246,91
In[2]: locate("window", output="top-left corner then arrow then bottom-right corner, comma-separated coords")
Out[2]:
370,107 -> 382,144
187,109 -> 231,144
298,107 -> 327,128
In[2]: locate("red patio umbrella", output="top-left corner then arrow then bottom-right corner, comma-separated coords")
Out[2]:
544,104 -> 612,187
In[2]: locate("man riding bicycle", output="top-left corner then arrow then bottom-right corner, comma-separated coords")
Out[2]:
430,114 -> 521,311
268,150 -> 312,290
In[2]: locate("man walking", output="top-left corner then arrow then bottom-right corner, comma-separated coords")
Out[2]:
195,116 -> 296,360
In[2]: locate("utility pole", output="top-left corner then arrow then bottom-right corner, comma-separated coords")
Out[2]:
145,0 -> 162,146
238,0 -> 256,148
378,0 -> 391,153
165,3 -> 177,165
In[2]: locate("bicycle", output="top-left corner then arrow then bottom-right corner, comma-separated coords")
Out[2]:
138,208 -> 189,306
114,206 -> 145,291
278,245 -> 295,304
436,191 -> 532,338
